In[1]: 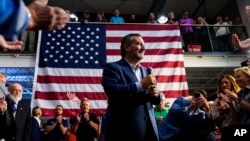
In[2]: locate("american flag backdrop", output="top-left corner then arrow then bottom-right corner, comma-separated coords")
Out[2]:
31,23 -> 189,117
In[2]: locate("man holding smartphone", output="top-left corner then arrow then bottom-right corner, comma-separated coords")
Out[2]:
158,90 -> 215,141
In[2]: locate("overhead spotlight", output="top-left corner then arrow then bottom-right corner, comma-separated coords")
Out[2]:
157,15 -> 168,24
69,13 -> 78,22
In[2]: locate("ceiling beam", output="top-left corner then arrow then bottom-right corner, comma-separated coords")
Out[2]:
148,0 -> 167,18
191,0 -> 206,17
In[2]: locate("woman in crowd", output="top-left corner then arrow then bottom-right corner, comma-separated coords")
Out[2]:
211,74 -> 241,141
225,67 -> 250,124
217,67 -> 250,141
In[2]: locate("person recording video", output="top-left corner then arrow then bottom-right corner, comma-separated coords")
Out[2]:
158,90 -> 215,141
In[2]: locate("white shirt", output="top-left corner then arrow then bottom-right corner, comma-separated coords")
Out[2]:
214,22 -> 231,37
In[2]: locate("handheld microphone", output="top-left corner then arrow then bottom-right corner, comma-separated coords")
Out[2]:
147,67 -> 157,86
146,67 -> 152,75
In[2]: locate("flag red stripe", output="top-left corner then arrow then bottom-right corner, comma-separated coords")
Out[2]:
41,108 -> 106,117
107,48 -> 183,55
156,75 -> 188,83
107,36 -> 181,43
35,91 -> 107,100
37,75 -> 101,84
141,61 -> 185,68
162,90 -> 189,98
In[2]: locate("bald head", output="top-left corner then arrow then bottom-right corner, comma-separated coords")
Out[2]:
8,83 -> 23,103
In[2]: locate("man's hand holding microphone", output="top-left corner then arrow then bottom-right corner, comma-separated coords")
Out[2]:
140,67 -> 159,97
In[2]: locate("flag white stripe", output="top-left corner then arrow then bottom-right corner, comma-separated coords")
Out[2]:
37,68 -> 103,76
107,42 -> 182,49
107,30 -> 180,37
33,99 -> 107,109
107,54 -> 184,63
157,82 -> 189,91
36,83 -> 104,92
154,68 -> 187,76
36,67 -> 186,76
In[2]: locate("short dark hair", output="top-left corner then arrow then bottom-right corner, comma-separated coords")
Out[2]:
120,33 -> 141,57
193,89 -> 207,98
32,106 -> 40,116
56,104 -> 63,109
80,97 -> 90,106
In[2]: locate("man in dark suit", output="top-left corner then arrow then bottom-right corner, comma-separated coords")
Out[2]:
0,82 -> 31,141
101,33 -> 161,141
31,106 -> 42,141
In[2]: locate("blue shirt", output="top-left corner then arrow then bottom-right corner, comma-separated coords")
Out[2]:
0,0 -> 30,40
158,96 -> 190,141
109,16 -> 124,24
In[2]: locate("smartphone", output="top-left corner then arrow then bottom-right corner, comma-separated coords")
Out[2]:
194,92 -> 200,99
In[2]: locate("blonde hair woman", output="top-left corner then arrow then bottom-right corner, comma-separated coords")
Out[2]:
225,67 -> 250,124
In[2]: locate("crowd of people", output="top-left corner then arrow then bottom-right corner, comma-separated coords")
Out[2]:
71,8 -> 248,53
1,1 -> 248,53
16,8 -> 249,52
0,78 -> 101,141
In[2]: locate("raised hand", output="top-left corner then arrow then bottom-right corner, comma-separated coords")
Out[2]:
66,92 -> 81,102
27,0 -> 70,30
0,35 -> 22,50
0,97 -> 7,112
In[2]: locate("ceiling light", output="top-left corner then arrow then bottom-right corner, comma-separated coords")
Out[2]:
157,15 -> 168,24
70,13 -> 78,22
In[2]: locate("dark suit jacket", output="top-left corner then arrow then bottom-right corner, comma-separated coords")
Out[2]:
31,117 -> 41,141
15,99 -> 32,141
4,97 -> 31,141
101,58 -> 161,141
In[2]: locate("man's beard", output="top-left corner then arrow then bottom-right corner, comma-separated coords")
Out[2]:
132,52 -> 144,61
9,94 -> 22,104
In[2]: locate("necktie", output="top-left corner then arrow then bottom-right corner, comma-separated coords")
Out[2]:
11,103 -> 17,112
